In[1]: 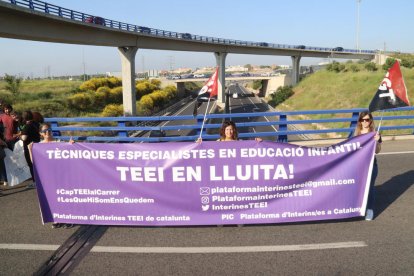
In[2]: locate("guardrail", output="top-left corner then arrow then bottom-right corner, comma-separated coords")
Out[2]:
44,107 -> 414,143
2,0 -> 377,54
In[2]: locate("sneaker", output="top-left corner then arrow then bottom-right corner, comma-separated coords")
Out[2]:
3,181 -> 7,186
365,209 -> 374,221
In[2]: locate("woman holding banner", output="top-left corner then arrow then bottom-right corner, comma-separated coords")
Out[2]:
33,123 -> 74,229
197,121 -> 262,142
217,121 -> 239,141
355,112 -> 382,221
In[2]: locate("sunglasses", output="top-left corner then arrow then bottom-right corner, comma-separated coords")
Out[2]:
40,129 -> 52,133
359,118 -> 371,122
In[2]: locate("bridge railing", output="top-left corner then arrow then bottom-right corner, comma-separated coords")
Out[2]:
44,107 -> 414,143
3,0 -> 377,54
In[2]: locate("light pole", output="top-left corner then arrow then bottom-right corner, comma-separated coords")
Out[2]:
356,0 -> 361,52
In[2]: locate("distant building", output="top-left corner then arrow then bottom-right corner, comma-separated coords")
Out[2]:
226,65 -> 248,72
147,70 -> 159,78
106,71 -> 122,78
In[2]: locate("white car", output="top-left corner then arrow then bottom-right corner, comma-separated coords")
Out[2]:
232,93 -> 238,99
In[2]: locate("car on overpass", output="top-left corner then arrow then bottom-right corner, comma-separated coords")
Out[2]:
84,16 -> 105,26
295,45 -> 306,49
332,47 -> 344,52
181,33 -> 192,39
137,26 -> 151,34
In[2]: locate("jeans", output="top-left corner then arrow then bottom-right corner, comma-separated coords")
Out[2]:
367,159 -> 378,210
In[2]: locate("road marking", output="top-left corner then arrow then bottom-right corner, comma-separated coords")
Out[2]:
246,94 -> 278,132
378,151 -> 414,155
0,241 -> 367,254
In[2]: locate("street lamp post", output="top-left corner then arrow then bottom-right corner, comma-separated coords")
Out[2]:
356,0 -> 361,52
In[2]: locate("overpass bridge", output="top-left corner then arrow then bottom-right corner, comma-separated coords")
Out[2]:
0,0 -> 378,115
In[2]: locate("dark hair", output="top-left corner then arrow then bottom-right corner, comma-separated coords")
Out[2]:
2,104 -> 12,111
22,110 -> 33,122
219,121 -> 238,140
355,111 -> 375,135
32,111 -> 44,124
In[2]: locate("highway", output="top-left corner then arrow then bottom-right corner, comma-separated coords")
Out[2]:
141,84 -> 280,140
0,135 -> 413,275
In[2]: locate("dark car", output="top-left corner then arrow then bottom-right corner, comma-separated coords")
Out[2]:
332,47 -> 344,52
181,33 -> 192,39
85,16 -> 105,26
259,42 -> 269,47
148,130 -> 166,142
295,45 -> 306,49
137,26 -> 151,34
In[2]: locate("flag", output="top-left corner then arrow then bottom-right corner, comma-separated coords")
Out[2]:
193,68 -> 219,116
368,61 -> 410,112
197,67 -> 219,100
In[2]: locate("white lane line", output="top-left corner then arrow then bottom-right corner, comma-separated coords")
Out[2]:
378,151 -> 414,155
0,244 -> 59,251
0,241 -> 367,254
246,94 -> 278,132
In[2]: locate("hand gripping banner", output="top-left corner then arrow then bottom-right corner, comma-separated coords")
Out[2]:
33,133 -> 376,226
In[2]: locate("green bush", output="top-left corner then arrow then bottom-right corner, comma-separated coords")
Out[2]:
79,77 -> 122,91
326,62 -> 346,73
268,86 -> 294,107
67,93 -> 94,111
95,87 -> 110,107
108,87 -> 123,104
101,104 -> 124,117
401,58 -> 414,69
253,80 -> 262,90
350,64 -> 360,72
364,62 -> 377,72
137,95 -> 154,115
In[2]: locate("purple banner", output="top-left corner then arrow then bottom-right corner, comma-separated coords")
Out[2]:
33,133 -> 375,226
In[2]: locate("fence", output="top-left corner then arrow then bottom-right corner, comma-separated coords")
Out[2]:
44,107 -> 414,143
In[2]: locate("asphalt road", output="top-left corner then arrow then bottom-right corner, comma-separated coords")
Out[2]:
0,139 -> 413,275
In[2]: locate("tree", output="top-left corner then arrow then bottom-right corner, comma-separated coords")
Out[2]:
4,74 -> 22,94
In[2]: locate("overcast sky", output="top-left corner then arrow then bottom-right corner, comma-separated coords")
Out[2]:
1,0 -> 413,77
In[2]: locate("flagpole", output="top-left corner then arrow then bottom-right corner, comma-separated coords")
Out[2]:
198,97 -> 211,140
376,110 -> 385,133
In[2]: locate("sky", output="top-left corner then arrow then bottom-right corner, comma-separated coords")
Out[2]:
1,0 -> 413,78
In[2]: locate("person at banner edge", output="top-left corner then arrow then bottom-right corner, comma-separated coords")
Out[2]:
355,112 -> 381,221
368,60 -> 410,113
20,111 -> 41,185
34,123 -> 74,229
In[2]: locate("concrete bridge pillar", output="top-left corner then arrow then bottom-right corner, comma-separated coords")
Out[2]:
118,46 -> 138,116
259,79 -> 269,97
214,52 -> 228,105
291,56 -> 301,85
176,82 -> 186,98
